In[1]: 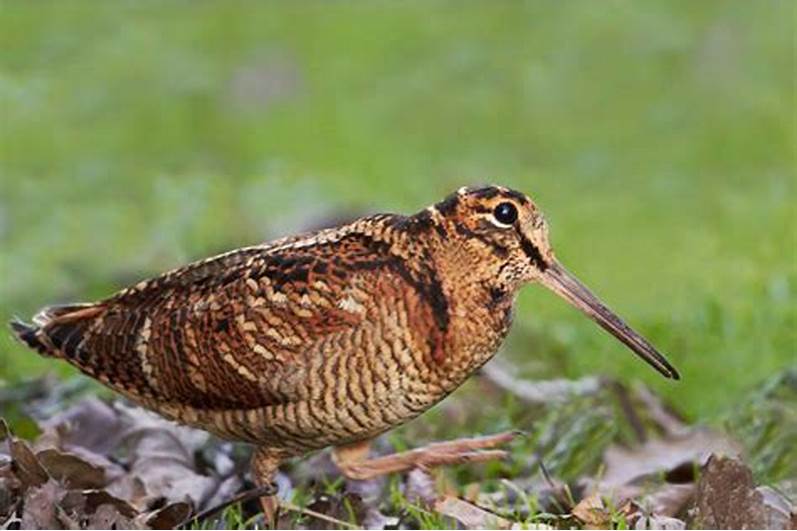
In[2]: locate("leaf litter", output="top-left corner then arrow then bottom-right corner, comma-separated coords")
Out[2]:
0,367 -> 794,529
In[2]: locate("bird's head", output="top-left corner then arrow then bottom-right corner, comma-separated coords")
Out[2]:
423,185 -> 679,380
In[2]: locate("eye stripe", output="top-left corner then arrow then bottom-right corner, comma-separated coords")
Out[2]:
519,235 -> 548,271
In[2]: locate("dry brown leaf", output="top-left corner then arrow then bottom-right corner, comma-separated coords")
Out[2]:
36,438 -> 125,484
58,488 -> 138,523
120,416 -> 219,510
20,479 -> 62,529
571,492 -> 611,528
2,396 -> 253,528
8,438 -> 48,489
81,490 -> 138,518
690,454 -> 793,529
36,448 -> 108,490
85,503 -> 135,529
139,501 -> 192,530
126,455 -> 211,509
434,495 -> 528,530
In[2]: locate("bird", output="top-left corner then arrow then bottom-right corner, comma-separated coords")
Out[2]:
10,185 -> 679,520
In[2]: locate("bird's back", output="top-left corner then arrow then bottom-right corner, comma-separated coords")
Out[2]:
11,215 -> 466,453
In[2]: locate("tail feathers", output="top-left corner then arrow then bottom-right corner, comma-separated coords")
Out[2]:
10,303 -> 103,361
10,318 -> 50,355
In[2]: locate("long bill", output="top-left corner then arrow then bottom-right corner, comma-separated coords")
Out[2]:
539,261 -> 680,380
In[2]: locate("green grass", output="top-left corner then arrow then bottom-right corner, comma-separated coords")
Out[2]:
1,1 -> 794,427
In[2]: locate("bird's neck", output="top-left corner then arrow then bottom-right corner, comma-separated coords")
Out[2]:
378,213 -> 517,384
420,231 -> 518,384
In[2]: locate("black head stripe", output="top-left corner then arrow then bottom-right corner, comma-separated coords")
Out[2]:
520,236 -> 548,271
503,189 -> 530,205
470,186 -> 500,200
436,193 -> 460,216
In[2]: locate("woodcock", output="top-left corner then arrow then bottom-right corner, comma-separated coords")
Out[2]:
11,185 -> 679,518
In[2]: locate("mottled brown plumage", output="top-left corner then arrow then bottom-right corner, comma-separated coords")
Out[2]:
11,185 -> 678,518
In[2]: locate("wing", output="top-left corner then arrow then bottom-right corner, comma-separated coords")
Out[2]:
14,221 -> 447,415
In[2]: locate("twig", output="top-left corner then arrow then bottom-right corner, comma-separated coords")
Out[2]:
536,453 -> 555,489
177,483 -> 277,529
434,495 -> 555,530
279,500 -> 360,529
178,484 -> 362,530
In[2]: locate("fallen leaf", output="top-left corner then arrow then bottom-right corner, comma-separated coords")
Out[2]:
140,501 -> 192,529
571,492 -> 611,528
20,479 -> 62,529
689,454 -> 793,529
126,455 -> 210,509
85,503 -> 135,529
120,416 -> 219,510
434,495 -> 524,530
81,490 -> 138,518
9,438 -> 48,489
36,448 -> 108,489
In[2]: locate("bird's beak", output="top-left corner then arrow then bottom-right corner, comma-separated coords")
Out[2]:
539,261 -> 680,380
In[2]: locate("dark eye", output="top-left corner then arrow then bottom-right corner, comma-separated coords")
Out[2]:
492,202 -> 518,226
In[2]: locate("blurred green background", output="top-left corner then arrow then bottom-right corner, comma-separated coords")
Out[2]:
1,1 -> 794,424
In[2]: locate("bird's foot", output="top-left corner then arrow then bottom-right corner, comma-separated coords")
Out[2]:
332,431 -> 519,481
